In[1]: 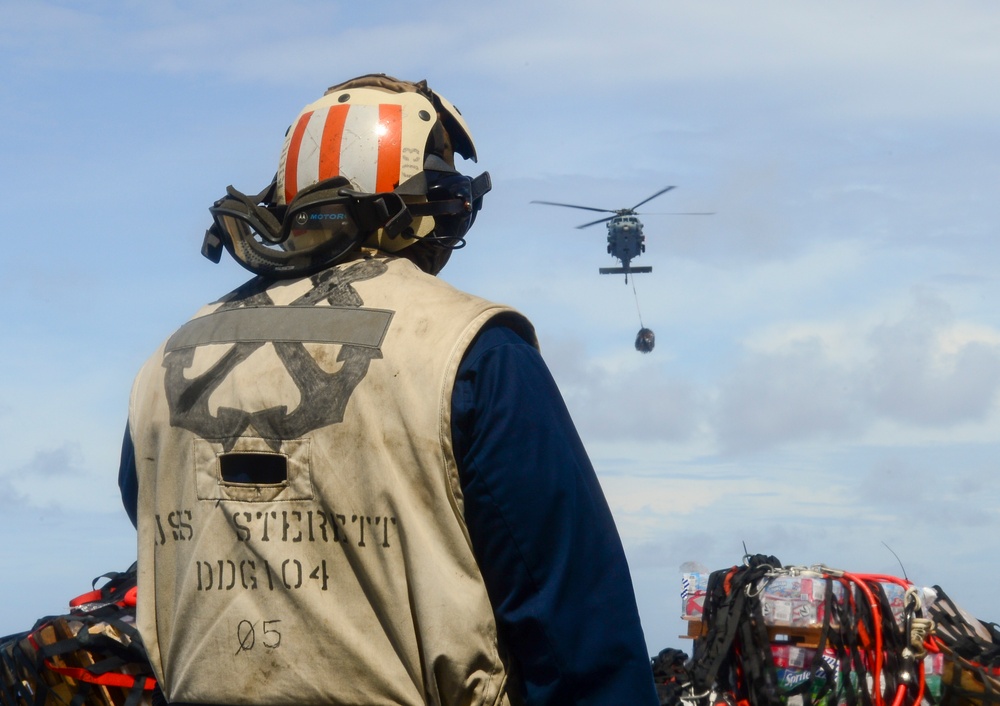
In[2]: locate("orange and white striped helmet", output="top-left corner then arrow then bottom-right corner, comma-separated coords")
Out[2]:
276,74 -> 477,253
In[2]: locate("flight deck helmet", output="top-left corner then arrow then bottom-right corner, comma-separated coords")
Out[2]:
203,74 -> 491,278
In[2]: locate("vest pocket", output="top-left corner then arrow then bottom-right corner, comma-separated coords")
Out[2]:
194,437 -> 314,502
220,452 -> 287,484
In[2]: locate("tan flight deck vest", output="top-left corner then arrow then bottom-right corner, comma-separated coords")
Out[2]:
129,255 -> 535,706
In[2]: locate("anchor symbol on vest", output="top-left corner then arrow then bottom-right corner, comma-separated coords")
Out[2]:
163,259 -> 389,452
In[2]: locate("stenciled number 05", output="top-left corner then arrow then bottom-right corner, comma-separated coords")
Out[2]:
235,619 -> 282,655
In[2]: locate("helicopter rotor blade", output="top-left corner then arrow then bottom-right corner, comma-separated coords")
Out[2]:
530,200 -> 615,214
575,215 -> 615,229
640,211 -> 715,216
629,186 -> 676,211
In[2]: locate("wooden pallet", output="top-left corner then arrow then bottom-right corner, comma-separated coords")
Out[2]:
682,617 -> 826,649
1,617 -> 153,706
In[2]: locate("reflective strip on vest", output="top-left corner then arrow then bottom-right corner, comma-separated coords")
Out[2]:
164,306 -> 394,352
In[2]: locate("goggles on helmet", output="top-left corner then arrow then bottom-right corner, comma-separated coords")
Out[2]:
202,167 -> 491,278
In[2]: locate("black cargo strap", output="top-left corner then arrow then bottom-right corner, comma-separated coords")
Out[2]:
689,554 -> 783,706
0,564 -> 155,706
928,584 -> 1000,706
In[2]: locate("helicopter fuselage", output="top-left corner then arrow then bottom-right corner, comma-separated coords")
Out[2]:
530,186 -> 682,282
606,215 -> 646,269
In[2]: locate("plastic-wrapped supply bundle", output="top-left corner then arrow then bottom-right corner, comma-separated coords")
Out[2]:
673,555 -> 949,706
924,585 -> 1000,706
0,565 -> 156,706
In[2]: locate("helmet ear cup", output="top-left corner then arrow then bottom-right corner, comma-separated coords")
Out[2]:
425,171 -> 491,245
426,174 -> 474,244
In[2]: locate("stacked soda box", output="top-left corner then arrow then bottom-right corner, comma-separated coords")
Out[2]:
759,575 -> 844,628
771,645 -> 943,706
681,572 -> 845,628
772,644 -> 839,706
682,572 -> 922,630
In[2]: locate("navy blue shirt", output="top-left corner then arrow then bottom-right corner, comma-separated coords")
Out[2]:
119,322 -> 658,706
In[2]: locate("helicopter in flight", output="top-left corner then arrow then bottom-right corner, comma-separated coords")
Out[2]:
531,185 -> 711,284
532,186 -> 712,353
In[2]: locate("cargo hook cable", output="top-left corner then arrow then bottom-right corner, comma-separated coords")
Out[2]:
632,275 -> 645,329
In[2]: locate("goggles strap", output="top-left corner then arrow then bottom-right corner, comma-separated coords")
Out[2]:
224,183 -> 283,239
409,201 -> 466,217
325,189 -> 413,238
201,223 -> 224,263
203,176 -> 282,263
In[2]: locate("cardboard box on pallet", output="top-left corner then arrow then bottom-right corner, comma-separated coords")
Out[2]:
923,651 -> 944,702
772,645 -> 943,706
772,644 -> 840,706
682,573 -> 845,629
680,573 -> 929,630
761,576 -> 845,628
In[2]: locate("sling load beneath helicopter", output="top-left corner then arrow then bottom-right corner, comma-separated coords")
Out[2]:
635,327 -> 655,354
531,186 -> 712,353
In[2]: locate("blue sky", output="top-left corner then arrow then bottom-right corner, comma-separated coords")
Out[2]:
2,1 -> 1000,656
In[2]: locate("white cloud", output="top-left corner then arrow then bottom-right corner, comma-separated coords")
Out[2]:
7,1 -> 1000,125
553,283 -> 1000,456
14,445 -> 80,478
712,338 -> 866,454
543,335 -> 703,444
601,466 -> 857,547
0,475 -> 25,510
3,443 -> 124,514
865,289 -> 1000,426
708,287 -> 1000,453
